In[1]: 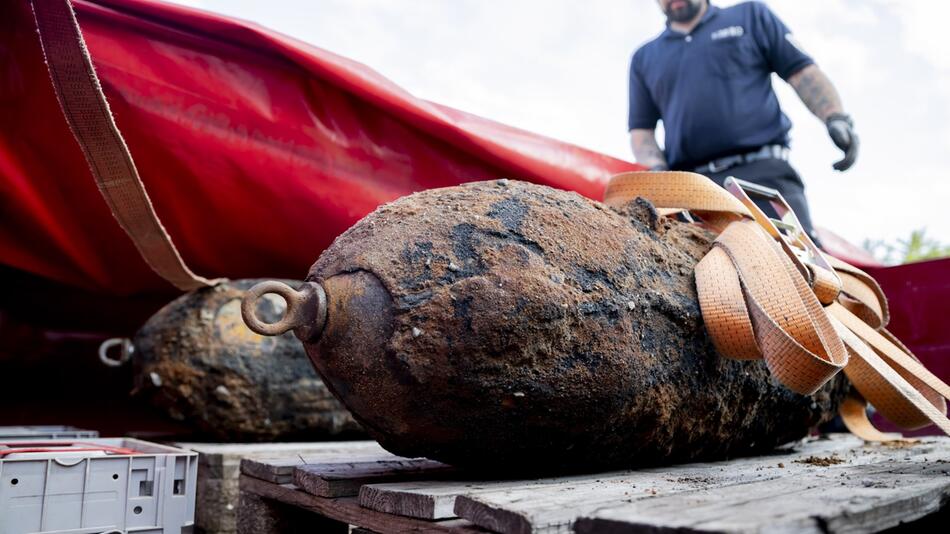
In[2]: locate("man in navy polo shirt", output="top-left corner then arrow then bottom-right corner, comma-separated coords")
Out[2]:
628,0 -> 858,238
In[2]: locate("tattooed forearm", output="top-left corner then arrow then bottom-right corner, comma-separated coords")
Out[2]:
788,64 -> 844,122
629,129 -> 668,169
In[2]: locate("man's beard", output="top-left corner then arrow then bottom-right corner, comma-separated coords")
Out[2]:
665,0 -> 703,23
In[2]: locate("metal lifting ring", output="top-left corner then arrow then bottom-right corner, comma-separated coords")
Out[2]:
241,280 -> 327,342
98,338 -> 134,367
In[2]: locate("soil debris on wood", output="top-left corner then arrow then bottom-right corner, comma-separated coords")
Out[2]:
795,454 -> 846,467
674,475 -> 713,485
878,440 -> 922,449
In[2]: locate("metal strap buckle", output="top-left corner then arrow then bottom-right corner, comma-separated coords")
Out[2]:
723,177 -> 841,298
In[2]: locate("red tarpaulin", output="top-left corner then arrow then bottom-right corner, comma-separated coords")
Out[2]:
0,0 -> 946,386
1,0 -> 637,296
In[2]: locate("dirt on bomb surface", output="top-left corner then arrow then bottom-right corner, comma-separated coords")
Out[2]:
305,179 -> 847,471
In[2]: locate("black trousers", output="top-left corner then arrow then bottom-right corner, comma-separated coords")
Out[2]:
703,158 -> 817,239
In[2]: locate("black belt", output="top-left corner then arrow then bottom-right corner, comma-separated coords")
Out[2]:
693,145 -> 789,174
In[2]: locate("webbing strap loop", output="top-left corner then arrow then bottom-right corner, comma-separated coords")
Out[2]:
30,0 -> 221,291
604,171 -> 950,439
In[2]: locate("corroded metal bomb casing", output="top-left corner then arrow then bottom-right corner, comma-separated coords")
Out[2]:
245,181 -> 846,470
132,279 -> 360,440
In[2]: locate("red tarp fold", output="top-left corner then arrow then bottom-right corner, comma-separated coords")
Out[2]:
1,0 -> 636,295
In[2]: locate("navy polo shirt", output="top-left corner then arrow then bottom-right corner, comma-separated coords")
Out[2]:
628,2 -> 814,169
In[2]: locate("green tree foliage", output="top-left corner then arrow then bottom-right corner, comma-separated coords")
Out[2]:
863,229 -> 950,265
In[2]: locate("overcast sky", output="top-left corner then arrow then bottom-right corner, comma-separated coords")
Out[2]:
168,0 -> 949,247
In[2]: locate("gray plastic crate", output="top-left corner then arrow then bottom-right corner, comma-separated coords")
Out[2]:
0,426 -> 99,440
0,438 -> 197,534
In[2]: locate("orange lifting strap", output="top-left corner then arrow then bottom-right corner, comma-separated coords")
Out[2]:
604,171 -> 950,440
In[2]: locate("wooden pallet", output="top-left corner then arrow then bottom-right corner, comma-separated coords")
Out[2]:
236,434 -> 950,533
176,440 -> 389,533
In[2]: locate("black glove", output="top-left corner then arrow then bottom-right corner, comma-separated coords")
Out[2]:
826,113 -> 858,171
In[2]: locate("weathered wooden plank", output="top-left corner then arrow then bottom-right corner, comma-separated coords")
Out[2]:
239,474 -> 487,533
360,437 -> 857,522
453,435 -> 949,534
574,458 -> 950,533
361,470 -> 700,521
294,457 -> 453,497
239,443 -> 392,483
242,452 -> 396,484
360,438 -> 869,524
360,480 -> 472,520
237,490 -> 348,534
184,440 -> 387,480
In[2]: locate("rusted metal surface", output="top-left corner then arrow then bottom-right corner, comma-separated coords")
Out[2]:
249,181 -> 847,470
132,279 -> 361,441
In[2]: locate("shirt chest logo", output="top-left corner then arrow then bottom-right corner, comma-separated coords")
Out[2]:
710,26 -> 744,41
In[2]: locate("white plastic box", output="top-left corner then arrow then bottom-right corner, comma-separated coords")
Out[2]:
0,426 -> 98,440
0,438 -> 197,534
